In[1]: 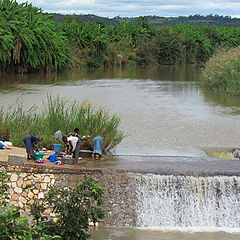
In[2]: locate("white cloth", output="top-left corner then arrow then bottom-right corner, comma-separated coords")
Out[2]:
67,136 -> 79,151
54,130 -> 62,140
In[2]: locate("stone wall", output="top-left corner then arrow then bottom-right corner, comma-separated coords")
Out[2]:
0,155 -> 138,226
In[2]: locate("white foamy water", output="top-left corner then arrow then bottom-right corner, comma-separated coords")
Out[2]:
136,175 -> 240,233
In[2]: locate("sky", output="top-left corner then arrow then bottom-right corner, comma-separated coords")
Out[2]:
16,0 -> 240,18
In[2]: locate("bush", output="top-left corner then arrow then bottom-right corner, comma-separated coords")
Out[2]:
137,28 -> 184,65
31,175 -> 105,240
201,46 -> 240,96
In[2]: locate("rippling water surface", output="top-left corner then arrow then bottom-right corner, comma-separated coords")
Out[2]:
89,226 -> 240,240
1,65 -> 240,157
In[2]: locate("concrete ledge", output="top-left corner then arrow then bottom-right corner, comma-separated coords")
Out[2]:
8,154 -> 25,166
2,154 -> 240,177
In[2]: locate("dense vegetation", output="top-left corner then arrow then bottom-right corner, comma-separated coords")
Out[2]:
0,95 -> 124,151
0,172 -> 104,240
201,46 -> 240,96
53,13 -> 240,27
0,0 -> 69,73
1,0 -> 240,74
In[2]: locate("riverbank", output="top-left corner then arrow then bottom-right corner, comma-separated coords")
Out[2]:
1,146 -> 240,177
0,146 -> 98,169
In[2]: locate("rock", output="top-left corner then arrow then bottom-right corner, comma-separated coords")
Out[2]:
11,194 -> 19,201
19,196 -> 27,204
18,201 -> 24,209
44,176 -> 51,183
38,192 -> 44,199
28,191 -> 34,199
10,173 -> 18,182
41,183 -> 48,190
20,173 -> 27,178
17,178 -> 23,187
21,191 -> 28,198
14,187 -> 22,194
33,189 -> 39,194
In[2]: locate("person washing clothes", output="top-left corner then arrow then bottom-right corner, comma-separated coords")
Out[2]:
62,135 -> 81,164
68,128 -> 89,141
68,128 -> 81,138
23,135 -> 43,159
93,136 -> 103,160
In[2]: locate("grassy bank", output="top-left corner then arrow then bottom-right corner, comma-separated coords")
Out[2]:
0,95 -> 124,152
201,46 -> 240,96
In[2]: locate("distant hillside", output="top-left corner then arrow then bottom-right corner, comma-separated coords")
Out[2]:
53,13 -> 240,27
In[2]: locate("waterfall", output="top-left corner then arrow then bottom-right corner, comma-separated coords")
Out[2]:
136,175 -> 240,231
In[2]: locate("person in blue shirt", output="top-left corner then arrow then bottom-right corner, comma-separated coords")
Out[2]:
93,136 -> 103,160
23,135 -> 43,159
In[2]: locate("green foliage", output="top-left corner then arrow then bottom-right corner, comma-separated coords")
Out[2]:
0,95 -> 124,151
136,24 -> 240,65
31,174 -> 105,240
2,0 -> 240,72
0,0 -> 69,73
201,46 -> 240,96
0,207 -> 32,240
62,18 -> 152,69
0,171 -> 9,207
53,13 -> 240,27
137,27 -> 184,65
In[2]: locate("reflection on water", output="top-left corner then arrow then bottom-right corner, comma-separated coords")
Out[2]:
89,226 -> 240,240
0,65 -> 199,91
203,90 -> 240,115
1,65 -> 240,157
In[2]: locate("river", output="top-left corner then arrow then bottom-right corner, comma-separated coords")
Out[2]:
1,65 -> 240,157
1,65 -> 240,239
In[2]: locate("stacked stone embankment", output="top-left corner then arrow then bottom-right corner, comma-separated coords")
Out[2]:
0,154 -> 137,226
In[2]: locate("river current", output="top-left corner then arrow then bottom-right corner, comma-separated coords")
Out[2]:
1,65 -> 240,157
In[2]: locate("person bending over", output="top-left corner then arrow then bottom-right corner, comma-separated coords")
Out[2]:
62,135 -> 81,164
23,135 -> 43,159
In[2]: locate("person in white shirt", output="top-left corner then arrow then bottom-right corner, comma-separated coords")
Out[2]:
62,135 -> 81,164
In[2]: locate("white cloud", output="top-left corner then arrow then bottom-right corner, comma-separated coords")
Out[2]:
15,0 -> 240,18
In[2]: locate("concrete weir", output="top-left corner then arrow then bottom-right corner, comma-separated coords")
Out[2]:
0,154 -> 240,229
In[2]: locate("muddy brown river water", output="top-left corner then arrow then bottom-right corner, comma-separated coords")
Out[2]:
1,65 -> 240,239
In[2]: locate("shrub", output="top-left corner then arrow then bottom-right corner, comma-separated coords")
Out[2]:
201,46 -> 240,96
137,28 -> 184,65
31,174 -> 105,240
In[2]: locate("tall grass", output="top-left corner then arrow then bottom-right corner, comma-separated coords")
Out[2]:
0,95 -> 124,152
201,45 -> 240,96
